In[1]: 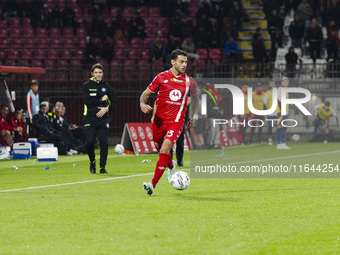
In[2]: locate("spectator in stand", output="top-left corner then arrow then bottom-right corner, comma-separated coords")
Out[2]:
212,3 -> 224,30
263,81 -> 279,145
181,37 -> 199,60
19,0 -> 32,18
6,107 -> 29,143
267,9 -> 283,60
296,0 -> 314,35
2,0 -> 20,18
169,13 -> 185,38
229,1 -> 248,36
91,15 -> 108,41
314,101 -> 338,143
0,104 -> 17,146
206,58 -> 216,77
61,1 -> 79,31
196,0 -> 212,18
208,20 -> 220,48
85,37 -> 100,65
50,5 -> 63,28
306,19 -> 323,63
127,11 -> 146,40
289,14 -> 305,49
194,25 -> 209,49
30,0 -> 44,28
101,36 -> 115,64
151,37 -> 166,61
25,79 -> 40,130
165,35 -> 181,60
326,0 -> 339,27
225,36 -> 239,62
252,28 -> 267,77
326,20 -> 340,60
41,4 -> 51,29
285,46 -> 298,78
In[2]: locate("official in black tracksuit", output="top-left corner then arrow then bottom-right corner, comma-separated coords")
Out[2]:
82,63 -> 117,174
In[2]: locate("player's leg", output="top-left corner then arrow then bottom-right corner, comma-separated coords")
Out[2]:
84,122 -> 97,173
176,131 -> 185,166
98,119 -> 109,173
2,130 -> 14,146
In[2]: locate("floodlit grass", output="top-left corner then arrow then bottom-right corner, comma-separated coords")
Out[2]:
0,143 -> 339,254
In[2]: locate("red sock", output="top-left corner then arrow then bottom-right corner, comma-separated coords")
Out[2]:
167,153 -> 173,169
151,153 -> 168,188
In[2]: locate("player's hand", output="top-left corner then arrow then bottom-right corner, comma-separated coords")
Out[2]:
96,107 -> 108,118
140,103 -> 152,114
151,116 -> 154,123
186,118 -> 197,130
101,95 -> 108,101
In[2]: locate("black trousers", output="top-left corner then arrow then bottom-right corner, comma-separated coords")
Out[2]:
84,117 -> 109,168
170,130 -> 184,164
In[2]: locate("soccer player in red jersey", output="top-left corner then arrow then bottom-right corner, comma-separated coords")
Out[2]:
140,49 -> 199,196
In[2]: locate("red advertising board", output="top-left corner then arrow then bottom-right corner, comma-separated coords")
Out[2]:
121,123 -> 192,154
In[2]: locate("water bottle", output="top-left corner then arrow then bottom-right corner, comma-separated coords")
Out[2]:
44,166 -> 49,170
12,166 -> 18,170
73,164 -> 77,168
135,149 -> 139,157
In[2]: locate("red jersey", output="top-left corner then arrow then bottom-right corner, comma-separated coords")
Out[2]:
147,69 -> 197,125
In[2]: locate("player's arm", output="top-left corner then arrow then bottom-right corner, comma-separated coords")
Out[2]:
151,101 -> 157,123
140,89 -> 153,114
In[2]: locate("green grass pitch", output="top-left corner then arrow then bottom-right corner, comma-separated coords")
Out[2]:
0,142 -> 339,255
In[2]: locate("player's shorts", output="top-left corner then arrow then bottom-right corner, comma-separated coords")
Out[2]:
152,121 -> 184,151
277,114 -> 288,129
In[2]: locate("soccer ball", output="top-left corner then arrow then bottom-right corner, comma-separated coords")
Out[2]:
114,144 -> 124,154
291,134 -> 300,142
170,171 -> 190,190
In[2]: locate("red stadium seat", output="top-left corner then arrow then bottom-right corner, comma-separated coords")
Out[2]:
157,18 -> 168,28
0,29 -> 8,38
74,49 -> 85,60
10,28 -> 21,38
61,49 -> 72,59
57,59 -> 68,70
6,59 -> 17,66
38,38 -> 49,48
148,7 -> 160,17
0,50 -> 6,60
145,17 -> 156,29
110,59 -> 122,69
124,60 -> 138,81
152,59 -> 164,75
141,50 -> 151,60
32,59 -> 43,67
63,27 -> 74,38
24,38 -> 35,48
209,48 -> 221,60
137,6 -> 148,17
143,38 -> 154,49
196,49 -> 208,60
76,28 -> 87,38
0,39 -> 8,49
8,49 -> 20,59
18,59 -> 29,66
11,38 -> 22,49
116,40 -> 129,49
22,18 -> 31,27
47,49 -> 60,59
73,6 -> 82,18
156,28 -> 168,38
50,28 -> 61,38
36,28 -> 48,38
55,72 -> 68,81
130,37 -> 142,48
114,49 -> 127,60
128,49 -> 140,60
34,49 -> 46,59
9,18 -> 20,27
64,38 -> 76,48
110,7 -> 121,17
50,38 -> 62,48
123,7 -> 135,18
78,38 -> 87,48
23,27 -> 35,38
69,59 -> 82,81
21,49 -> 33,60
145,27 -> 155,38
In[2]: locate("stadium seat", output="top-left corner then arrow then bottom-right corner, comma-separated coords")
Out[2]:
141,49 -> 151,60
74,49 -> 85,60
152,59 -> 164,75
0,39 -> 8,49
5,59 -> 17,66
50,38 -> 62,48
156,28 -> 168,38
157,18 -> 168,28
21,49 -> 33,60
116,40 -> 129,49
61,49 -> 72,59
57,59 -> 68,70
148,7 -> 160,17
123,7 -> 135,18
36,28 -> 48,38
110,60 -> 123,81
11,38 -> 22,49
145,27 -> 155,38
76,28 -> 87,38
145,17 -> 156,29
8,49 -> 19,60
0,29 -> 8,38
196,49 -> 208,60
64,38 -> 76,48
110,7 -> 121,17
209,49 -> 221,60
124,60 -> 138,81
0,50 -> 6,60
18,59 -> 29,66
69,59 -> 82,81
10,28 -> 21,38
128,49 -> 140,60
73,6 -> 82,18
9,18 -> 20,27
32,59 -> 43,67
78,38 -> 87,48
50,28 -> 61,38
115,49 -> 127,60
22,18 -> 31,27
138,60 -> 151,81
34,49 -> 46,59
38,38 -> 49,48
47,49 -> 60,59
44,59 -> 56,81
137,6 -> 148,17
23,27 -> 35,38
143,38 -> 154,49
130,37 -> 142,48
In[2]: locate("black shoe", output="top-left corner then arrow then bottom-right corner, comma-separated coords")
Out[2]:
100,168 -> 108,174
177,161 -> 183,167
90,161 -> 96,174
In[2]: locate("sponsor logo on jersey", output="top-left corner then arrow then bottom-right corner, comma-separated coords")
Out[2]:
90,93 -> 97,96
169,89 -> 182,101
146,127 -> 153,140
130,127 -> 137,140
102,87 -> 106,92
171,78 -> 183,83
138,126 -> 145,139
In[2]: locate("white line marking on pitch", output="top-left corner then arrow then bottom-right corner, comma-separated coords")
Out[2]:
1,150 -> 338,193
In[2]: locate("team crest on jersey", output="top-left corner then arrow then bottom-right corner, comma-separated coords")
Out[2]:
171,78 -> 183,83
106,123 -> 109,128
102,87 -> 106,92
169,89 -> 182,101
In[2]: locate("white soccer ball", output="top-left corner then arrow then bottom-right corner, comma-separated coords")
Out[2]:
170,171 -> 190,190
291,134 -> 300,142
114,144 -> 124,154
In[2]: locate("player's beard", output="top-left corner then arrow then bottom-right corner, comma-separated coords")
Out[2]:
175,66 -> 185,75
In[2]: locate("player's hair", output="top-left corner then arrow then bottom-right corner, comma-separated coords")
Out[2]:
0,104 -> 8,108
325,101 -> 331,107
91,63 -> 104,72
171,49 -> 187,60
31,80 -> 39,86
